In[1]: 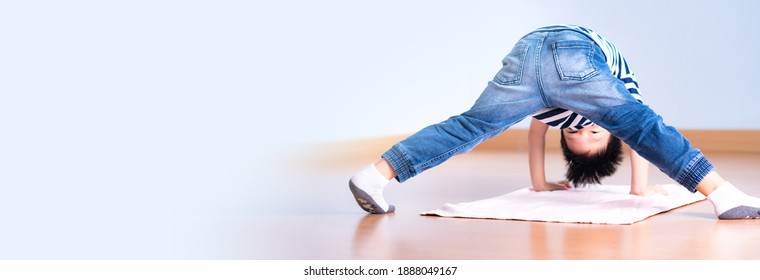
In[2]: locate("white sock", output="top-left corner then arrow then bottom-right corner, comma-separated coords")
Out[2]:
349,164 -> 393,213
707,181 -> 760,218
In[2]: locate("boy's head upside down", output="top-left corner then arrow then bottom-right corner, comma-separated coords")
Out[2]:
561,124 -> 623,186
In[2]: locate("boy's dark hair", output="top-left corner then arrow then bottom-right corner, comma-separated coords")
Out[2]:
560,132 -> 623,186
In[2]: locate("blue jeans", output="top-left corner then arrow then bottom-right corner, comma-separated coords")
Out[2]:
382,29 -> 713,192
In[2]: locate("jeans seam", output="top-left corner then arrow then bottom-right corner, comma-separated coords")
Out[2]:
676,154 -> 714,192
382,144 -> 412,183
535,32 -> 550,107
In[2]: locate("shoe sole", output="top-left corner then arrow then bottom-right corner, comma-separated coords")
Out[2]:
349,180 -> 395,214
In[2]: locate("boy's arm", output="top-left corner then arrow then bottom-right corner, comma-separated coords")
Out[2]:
629,148 -> 667,196
529,119 -> 571,191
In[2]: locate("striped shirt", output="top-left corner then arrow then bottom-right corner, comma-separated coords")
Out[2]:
531,25 -> 642,130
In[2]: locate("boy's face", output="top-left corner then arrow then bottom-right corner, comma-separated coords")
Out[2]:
562,125 -> 612,155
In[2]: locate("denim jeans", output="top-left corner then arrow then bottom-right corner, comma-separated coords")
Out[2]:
382,29 -> 713,192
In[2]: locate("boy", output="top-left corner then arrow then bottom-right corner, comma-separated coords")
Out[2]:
348,24 -> 760,220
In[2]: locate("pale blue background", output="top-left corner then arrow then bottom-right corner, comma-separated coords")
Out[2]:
0,0 -> 758,258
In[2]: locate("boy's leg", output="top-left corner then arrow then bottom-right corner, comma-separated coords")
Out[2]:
539,31 -> 760,219
349,32 -> 550,214
349,86 -> 544,213
699,172 -> 760,219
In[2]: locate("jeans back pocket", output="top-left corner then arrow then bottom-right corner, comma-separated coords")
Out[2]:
493,43 -> 530,85
552,40 -> 598,80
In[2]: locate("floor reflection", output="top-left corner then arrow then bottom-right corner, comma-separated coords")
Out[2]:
349,212 -> 760,259
525,219 -> 760,259
351,213 -> 395,259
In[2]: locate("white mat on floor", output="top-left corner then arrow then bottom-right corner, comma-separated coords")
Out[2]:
421,184 -> 705,225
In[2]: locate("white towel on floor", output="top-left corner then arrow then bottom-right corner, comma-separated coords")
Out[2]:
421,184 -> 705,225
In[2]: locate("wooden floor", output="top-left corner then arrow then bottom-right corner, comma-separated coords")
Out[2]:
239,150 -> 760,260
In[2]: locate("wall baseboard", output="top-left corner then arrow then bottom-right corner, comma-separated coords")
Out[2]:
476,129 -> 760,153
313,130 -> 760,163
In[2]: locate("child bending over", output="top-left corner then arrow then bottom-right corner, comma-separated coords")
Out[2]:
348,24 -> 760,220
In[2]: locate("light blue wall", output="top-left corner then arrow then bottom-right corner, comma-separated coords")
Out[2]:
4,1 -> 759,146
223,0 -> 760,143
283,0 -> 760,142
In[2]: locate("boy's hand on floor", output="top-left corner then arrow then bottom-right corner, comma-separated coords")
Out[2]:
533,181 -> 572,192
630,184 -> 669,196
